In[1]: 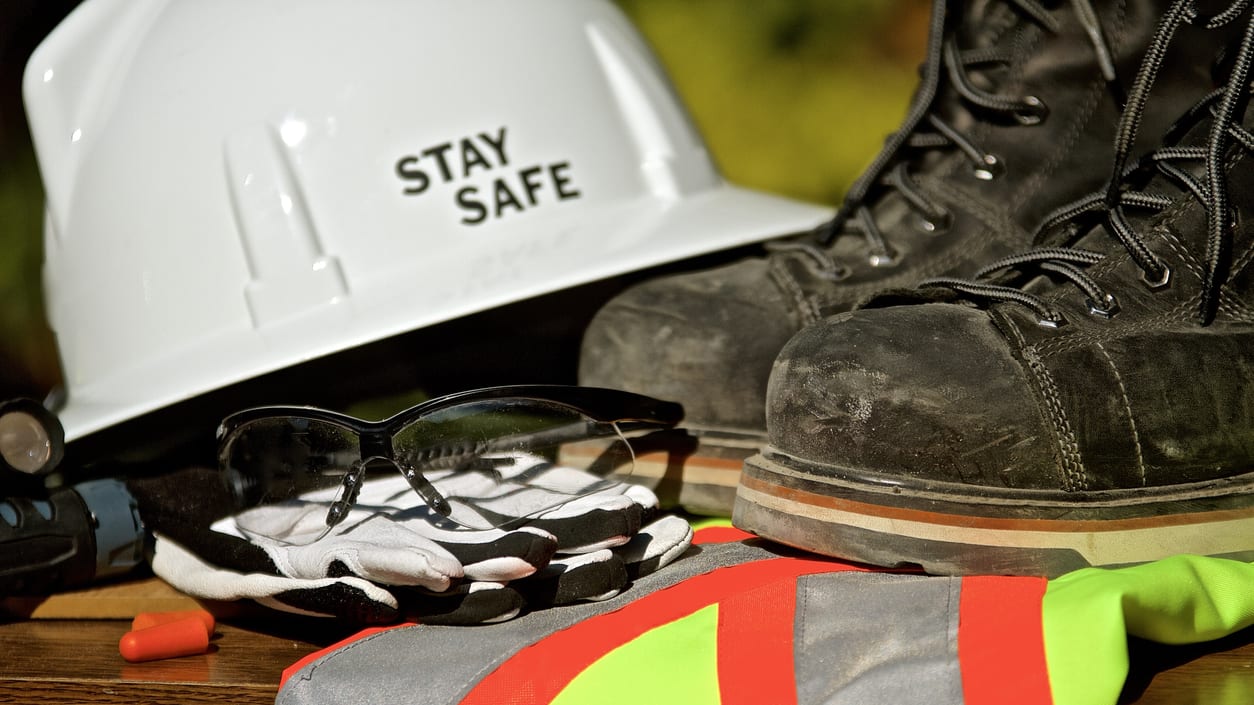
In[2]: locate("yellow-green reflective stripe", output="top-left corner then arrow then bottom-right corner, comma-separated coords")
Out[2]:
552,604 -> 722,705
1042,555 -> 1254,705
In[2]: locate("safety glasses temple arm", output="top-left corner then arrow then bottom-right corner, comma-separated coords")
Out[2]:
396,419 -> 634,470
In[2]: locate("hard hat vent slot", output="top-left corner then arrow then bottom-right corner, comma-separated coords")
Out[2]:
224,122 -> 348,328
586,21 -> 721,200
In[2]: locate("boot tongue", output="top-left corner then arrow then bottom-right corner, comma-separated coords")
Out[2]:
949,0 -> 1027,102
957,0 -> 1022,53
1028,95 -> 1252,297
823,0 -> 1031,263
823,1 -> 1053,265
1065,98 -> 1241,253
917,0 -> 1041,170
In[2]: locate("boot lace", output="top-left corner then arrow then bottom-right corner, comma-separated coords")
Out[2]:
919,0 -> 1253,326
768,0 -> 1120,278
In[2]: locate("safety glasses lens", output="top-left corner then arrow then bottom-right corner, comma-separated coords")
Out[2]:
390,399 -> 634,529
221,417 -> 361,507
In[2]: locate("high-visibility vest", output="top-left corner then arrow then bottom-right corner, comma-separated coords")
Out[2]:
279,525 -> 1254,705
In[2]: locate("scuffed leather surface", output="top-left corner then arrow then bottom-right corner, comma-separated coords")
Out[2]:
766,303 -> 1062,489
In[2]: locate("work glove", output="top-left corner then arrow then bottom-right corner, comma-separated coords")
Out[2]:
489,479 -> 695,606
128,465 -> 556,625
411,458 -> 694,611
127,457 -> 693,626
250,452 -> 694,618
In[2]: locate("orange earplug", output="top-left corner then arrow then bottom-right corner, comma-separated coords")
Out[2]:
130,609 -> 215,634
119,614 -> 212,663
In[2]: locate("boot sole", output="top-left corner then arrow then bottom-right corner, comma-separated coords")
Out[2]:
734,448 -> 1254,577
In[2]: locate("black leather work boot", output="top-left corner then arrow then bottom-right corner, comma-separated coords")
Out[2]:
735,1 -> 1254,576
579,0 -> 1238,515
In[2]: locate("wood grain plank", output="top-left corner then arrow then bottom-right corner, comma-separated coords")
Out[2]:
0,577 -> 201,620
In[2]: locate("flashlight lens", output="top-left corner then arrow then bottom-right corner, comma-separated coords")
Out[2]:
0,411 -> 52,474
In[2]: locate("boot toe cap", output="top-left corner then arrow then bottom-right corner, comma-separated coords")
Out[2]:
766,304 -> 1060,489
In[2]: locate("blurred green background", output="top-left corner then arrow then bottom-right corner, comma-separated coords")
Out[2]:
0,0 -> 925,404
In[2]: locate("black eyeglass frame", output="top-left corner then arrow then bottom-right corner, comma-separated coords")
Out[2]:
216,385 -> 684,534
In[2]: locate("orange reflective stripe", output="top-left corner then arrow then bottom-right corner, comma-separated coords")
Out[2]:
717,576 -> 798,705
958,576 -> 1051,705
461,556 -> 860,705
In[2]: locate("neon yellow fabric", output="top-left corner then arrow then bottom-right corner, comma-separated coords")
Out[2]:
1042,555 -> 1254,705
689,516 -> 734,530
551,604 -> 722,705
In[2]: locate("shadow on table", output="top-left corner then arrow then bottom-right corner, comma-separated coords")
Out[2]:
1119,625 -> 1254,704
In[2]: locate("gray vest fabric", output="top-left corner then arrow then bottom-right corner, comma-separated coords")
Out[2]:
278,540 -> 968,705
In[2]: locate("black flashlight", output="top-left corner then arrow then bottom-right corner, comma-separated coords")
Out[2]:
0,398 -> 65,478
0,478 -> 145,594
0,398 -> 144,595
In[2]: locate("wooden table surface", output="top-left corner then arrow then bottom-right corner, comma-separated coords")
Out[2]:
0,578 -> 1251,704
0,577 -> 336,705
0,619 -> 321,704
1121,630 -> 1254,704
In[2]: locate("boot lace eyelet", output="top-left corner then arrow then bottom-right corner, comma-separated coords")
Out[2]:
973,154 -> 1004,181
868,250 -> 901,268
1085,292 -> 1120,319
1037,313 -> 1068,330
1140,264 -> 1172,290
916,211 -> 953,234
1013,96 -> 1049,126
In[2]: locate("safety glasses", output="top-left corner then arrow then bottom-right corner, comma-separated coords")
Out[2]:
217,385 -> 682,545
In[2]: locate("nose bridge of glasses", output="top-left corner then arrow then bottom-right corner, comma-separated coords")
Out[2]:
358,430 -> 394,461
355,429 -> 453,518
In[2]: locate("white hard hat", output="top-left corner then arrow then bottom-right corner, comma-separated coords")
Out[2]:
25,0 -> 830,443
